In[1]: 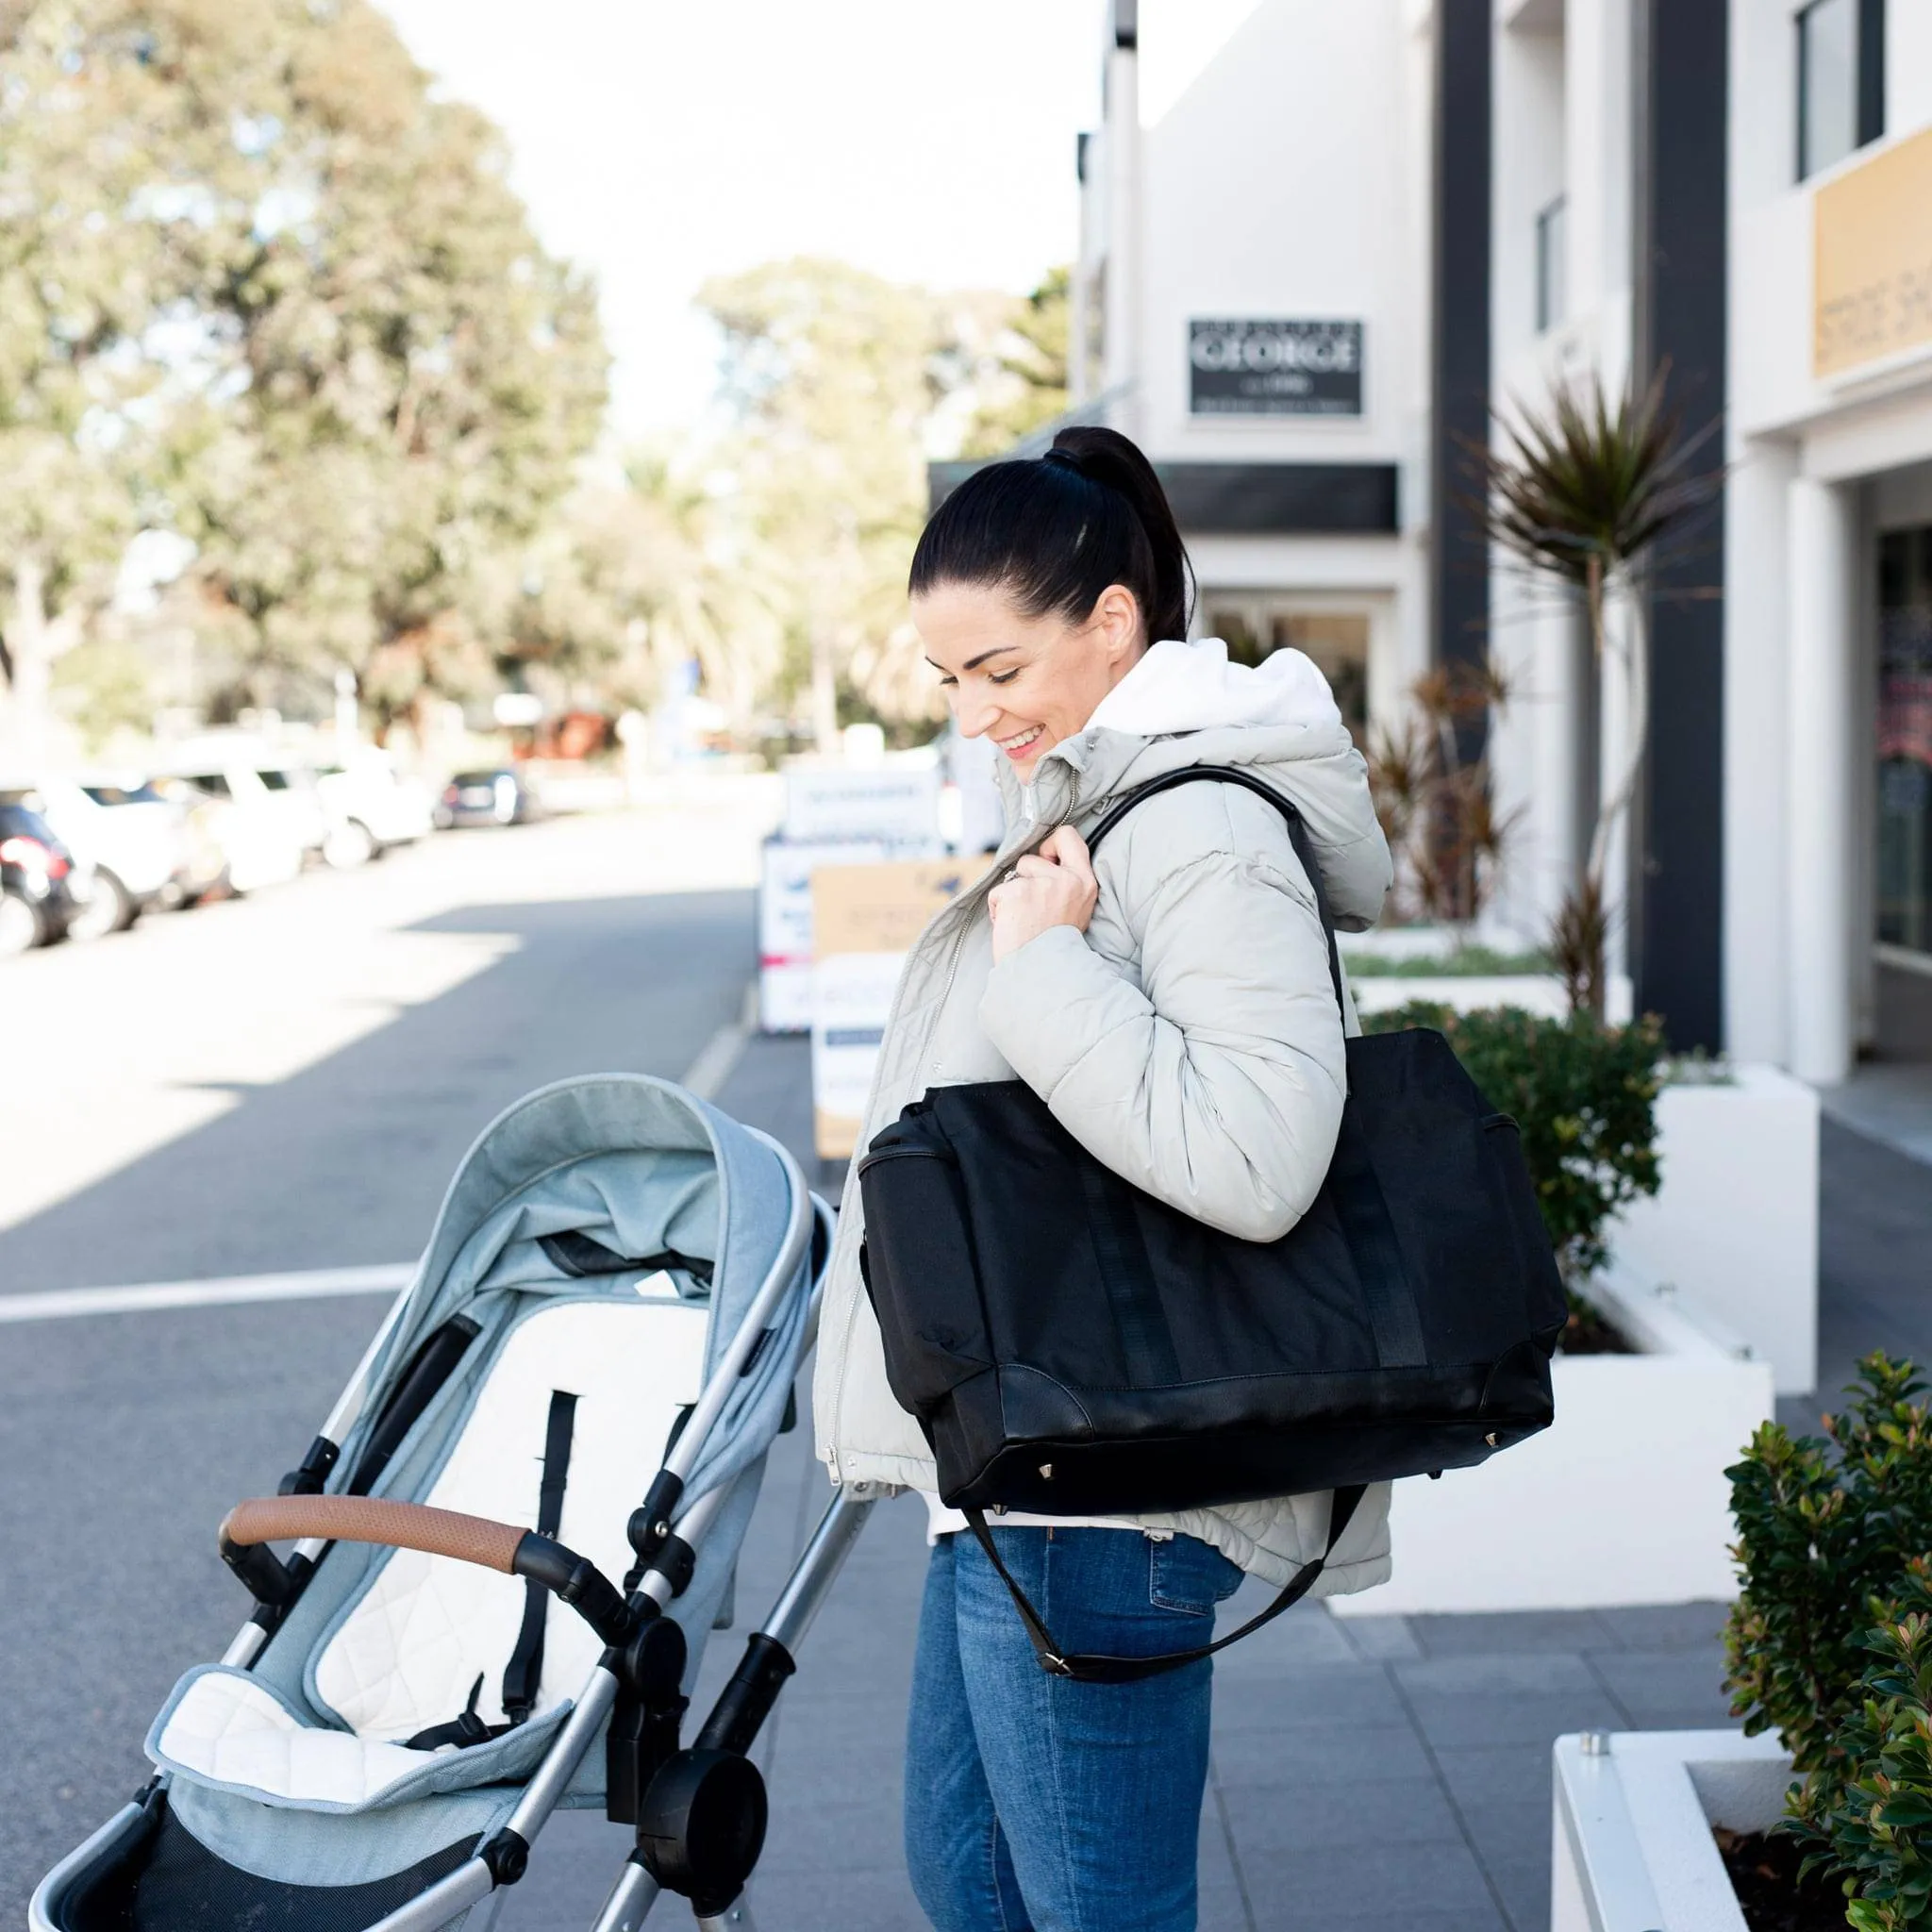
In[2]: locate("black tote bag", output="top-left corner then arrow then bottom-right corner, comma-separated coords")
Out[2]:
856,767 -> 1566,1679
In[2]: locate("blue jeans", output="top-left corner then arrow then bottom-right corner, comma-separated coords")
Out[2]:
904,1525 -> 1245,1932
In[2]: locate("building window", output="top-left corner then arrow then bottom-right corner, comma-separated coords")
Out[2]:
1797,0 -> 1885,182
1202,602 -> 1371,745
1878,527 -> 1932,958
1535,195 -> 1567,335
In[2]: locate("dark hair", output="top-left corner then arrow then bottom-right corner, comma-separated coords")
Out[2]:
909,425 -> 1193,643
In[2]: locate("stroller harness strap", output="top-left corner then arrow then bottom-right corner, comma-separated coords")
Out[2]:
501,1390 -> 580,1727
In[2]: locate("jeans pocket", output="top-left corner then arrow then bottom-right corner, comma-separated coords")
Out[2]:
1148,1535 -> 1247,1617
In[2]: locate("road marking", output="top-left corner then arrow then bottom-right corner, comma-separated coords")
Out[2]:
7,989 -> 761,1325
680,984 -> 758,1100
0,1262 -> 413,1325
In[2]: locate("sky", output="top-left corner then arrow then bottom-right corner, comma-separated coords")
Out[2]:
376,0 -> 1108,435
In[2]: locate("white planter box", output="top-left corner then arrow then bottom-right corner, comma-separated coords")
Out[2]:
1332,1265 -> 1774,1616
1349,972 -> 1635,1023
1552,1728 -> 1797,1932
1613,1065 -> 1821,1395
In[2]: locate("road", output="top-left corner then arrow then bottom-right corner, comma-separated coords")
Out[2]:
0,787 -> 924,1929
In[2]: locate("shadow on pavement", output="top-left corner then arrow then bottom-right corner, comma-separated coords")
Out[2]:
0,890 -> 753,1296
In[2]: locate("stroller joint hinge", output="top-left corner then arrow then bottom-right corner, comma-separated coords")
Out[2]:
626,1471 -> 687,1573
479,1827 -> 531,1887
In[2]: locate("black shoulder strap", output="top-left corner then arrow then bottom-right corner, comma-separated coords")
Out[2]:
501,1389 -> 579,1725
1080,765 -> 1347,1021
961,1485 -> 1366,1684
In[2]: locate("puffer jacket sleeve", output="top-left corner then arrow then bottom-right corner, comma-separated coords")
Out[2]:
977,790 -> 1355,1242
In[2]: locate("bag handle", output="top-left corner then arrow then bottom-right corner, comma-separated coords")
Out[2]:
961,1485 -> 1366,1684
1079,766 -> 1348,1022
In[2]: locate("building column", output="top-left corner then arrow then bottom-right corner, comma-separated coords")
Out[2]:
1631,0 -> 1727,1050
1102,1 -> 1140,437
1787,475 -> 1858,1085
1429,0 -> 1492,747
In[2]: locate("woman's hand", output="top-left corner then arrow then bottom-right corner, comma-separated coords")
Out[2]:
988,826 -> 1099,962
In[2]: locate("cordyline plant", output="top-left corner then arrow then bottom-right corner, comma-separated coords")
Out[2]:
1464,364 -> 1721,1019
1368,658 -> 1520,928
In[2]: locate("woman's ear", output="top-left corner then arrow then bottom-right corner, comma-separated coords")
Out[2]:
1091,583 -> 1144,665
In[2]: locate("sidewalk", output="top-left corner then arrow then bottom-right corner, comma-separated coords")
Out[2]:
497,1035 -> 1742,1932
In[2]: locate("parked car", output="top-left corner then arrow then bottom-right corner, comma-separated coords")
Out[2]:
0,802 -> 84,955
435,767 -> 543,828
2,777 -> 187,938
153,762 -> 305,893
252,763 -> 329,864
313,750 -> 435,867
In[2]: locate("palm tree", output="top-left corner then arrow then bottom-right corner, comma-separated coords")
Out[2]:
1466,365 -> 1720,1018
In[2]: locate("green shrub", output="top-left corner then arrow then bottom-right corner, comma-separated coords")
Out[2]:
1725,1357 -> 1932,1785
1791,1569 -> 1932,1931
1362,1003 -> 1662,1279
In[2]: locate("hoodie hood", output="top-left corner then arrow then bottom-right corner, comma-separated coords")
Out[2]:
986,637 -> 1390,931
1086,637 -> 1342,737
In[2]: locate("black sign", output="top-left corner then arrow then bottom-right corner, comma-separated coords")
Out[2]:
1189,319 -> 1364,416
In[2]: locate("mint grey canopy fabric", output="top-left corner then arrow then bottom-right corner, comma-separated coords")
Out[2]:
341,1074 -> 810,1516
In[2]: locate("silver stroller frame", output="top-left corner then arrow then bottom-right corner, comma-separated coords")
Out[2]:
30,1130 -> 875,1932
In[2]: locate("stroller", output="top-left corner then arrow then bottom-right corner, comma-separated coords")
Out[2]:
30,1074 -> 875,1932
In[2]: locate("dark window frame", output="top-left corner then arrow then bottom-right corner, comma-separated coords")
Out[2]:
1796,0 -> 1885,182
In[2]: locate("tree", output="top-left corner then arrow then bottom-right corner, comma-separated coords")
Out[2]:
0,0 -> 258,756
1467,367 -> 1720,1017
176,3 -> 608,734
699,258 -> 968,747
958,266 -> 1071,458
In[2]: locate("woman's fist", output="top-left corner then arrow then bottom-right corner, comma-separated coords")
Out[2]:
988,825 -> 1098,962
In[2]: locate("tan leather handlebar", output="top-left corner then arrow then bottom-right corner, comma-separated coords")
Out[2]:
220,1495 -> 526,1574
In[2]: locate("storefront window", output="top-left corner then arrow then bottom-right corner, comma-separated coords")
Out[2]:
1202,601 -> 1371,745
1877,527 -> 1932,956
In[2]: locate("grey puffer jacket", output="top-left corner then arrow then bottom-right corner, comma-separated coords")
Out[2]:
811,642 -> 1397,1596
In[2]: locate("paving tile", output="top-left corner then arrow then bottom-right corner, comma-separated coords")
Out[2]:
1587,1648 -> 1735,1725
1210,1715 -> 1435,1786
1208,1663 -> 1409,1729
1212,1596 -> 1357,1672
1219,1774 -> 1465,1855
1483,1851 -> 1554,1932
1410,1608 -> 1612,1656
1258,1914 -> 1507,1932
1432,1742 -> 1556,1817
1455,1792 -> 1552,1874
1237,1835 -> 1500,1921
1334,1611 -> 1426,1662
745,1864 -> 923,1931
1589,1600 -> 1732,1651
1394,1650 -> 1602,1697
1406,1688 -> 1626,1750
757,1784 -> 905,1874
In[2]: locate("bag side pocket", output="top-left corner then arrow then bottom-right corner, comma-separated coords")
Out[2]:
858,1144 -> 992,1415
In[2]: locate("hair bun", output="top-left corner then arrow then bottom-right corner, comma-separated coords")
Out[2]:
1041,446 -> 1085,475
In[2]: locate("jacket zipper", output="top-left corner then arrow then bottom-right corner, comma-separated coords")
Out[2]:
821,908 -> 975,1484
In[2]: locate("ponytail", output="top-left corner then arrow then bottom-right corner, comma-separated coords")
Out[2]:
909,425 -> 1194,645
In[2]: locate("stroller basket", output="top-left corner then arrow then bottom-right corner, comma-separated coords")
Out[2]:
30,1074 -> 875,1932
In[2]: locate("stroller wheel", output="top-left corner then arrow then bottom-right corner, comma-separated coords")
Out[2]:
637,1747 -> 769,1914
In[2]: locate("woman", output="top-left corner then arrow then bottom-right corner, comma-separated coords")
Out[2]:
811,426 -> 1395,1931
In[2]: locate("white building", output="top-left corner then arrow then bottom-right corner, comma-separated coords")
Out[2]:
940,0 -> 1932,1091
935,0 -> 1435,751
1483,0 -> 1932,1082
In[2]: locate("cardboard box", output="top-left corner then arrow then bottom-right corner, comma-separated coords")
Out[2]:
809,858 -> 971,1158
757,838 -> 944,1033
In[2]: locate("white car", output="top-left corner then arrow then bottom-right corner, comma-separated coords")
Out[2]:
0,777 -> 187,938
156,761 -> 306,894
312,751 -> 436,867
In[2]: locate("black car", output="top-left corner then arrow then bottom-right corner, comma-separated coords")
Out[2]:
434,768 -> 543,828
0,802 -> 83,955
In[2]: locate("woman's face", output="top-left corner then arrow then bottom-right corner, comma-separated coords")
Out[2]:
913,580 -> 1145,781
